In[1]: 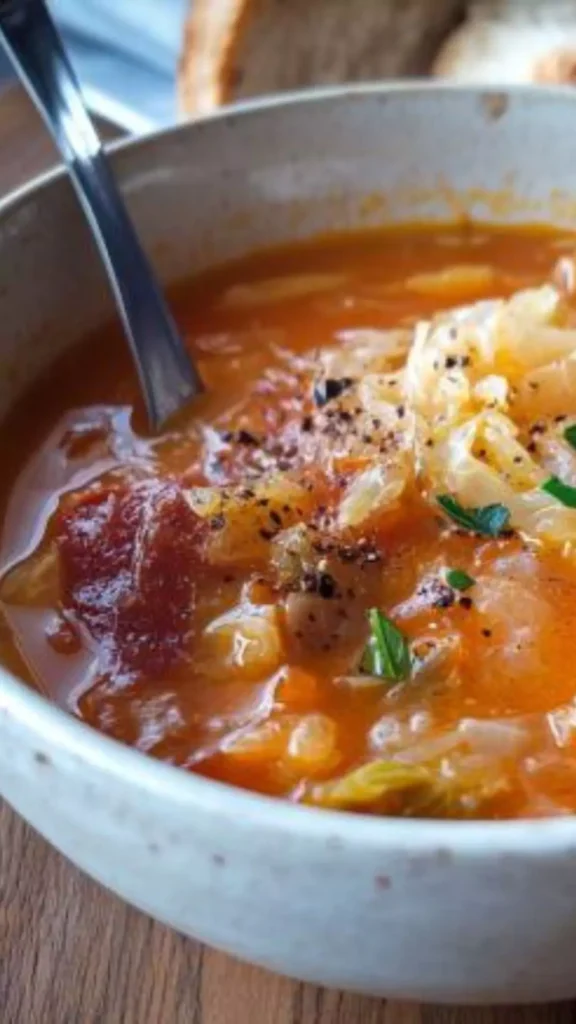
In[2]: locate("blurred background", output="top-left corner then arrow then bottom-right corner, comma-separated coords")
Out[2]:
0,0 -> 188,132
0,2 -> 574,141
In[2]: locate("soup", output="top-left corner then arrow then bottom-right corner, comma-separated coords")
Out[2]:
3,224 -> 576,819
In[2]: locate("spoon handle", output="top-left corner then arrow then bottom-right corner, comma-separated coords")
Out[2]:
0,0 -> 202,430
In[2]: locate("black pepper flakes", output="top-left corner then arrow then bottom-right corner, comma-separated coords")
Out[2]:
434,588 -> 455,609
313,377 -> 354,407
236,429 -> 259,446
459,596 -> 473,610
318,573 -> 337,599
209,514 -> 226,530
418,578 -> 454,609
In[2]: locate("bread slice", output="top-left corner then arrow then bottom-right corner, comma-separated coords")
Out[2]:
179,0 -> 465,116
434,0 -> 576,85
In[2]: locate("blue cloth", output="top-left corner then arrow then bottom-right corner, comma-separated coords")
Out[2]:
51,0 -> 189,129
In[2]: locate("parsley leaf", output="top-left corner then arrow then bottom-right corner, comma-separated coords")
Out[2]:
445,568 -> 475,591
542,476 -> 576,508
564,424 -> 576,451
361,608 -> 411,682
437,495 -> 511,537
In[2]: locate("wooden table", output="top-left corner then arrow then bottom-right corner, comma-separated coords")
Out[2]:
0,85 -> 574,1024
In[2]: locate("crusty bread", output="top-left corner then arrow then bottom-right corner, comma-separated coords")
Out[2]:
434,0 -> 576,85
179,0 -> 465,116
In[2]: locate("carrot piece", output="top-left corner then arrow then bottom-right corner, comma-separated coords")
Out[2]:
332,454 -> 372,475
275,666 -> 321,708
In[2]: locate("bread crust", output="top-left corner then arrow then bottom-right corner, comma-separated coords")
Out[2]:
178,0 -> 253,115
178,0 -> 464,117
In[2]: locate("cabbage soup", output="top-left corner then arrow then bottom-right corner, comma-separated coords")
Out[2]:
2,224 -> 576,819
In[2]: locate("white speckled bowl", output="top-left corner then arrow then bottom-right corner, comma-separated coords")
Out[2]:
2,85 -> 576,1005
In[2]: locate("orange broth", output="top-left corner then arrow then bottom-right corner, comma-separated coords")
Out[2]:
2,224 -> 576,819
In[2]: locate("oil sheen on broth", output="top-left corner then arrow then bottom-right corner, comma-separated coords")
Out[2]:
3,225 -> 576,820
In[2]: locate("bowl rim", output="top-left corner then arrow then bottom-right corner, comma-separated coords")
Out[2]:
3,80 -> 576,853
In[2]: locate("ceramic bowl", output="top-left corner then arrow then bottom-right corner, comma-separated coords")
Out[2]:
2,85 -> 576,1005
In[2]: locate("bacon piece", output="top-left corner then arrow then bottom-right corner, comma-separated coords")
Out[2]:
57,480 -> 203,681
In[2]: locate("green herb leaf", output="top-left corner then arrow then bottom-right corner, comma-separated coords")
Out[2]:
542,476 -> 576,508
445,568 -> 475,592
361,608 -> 411,682
564,424 -> 576,451
437,495 -> 511,537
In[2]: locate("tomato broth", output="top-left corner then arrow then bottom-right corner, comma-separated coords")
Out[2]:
2,224 -> 576,818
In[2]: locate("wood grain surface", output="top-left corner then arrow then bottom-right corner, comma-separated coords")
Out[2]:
0,83 -> 574,1024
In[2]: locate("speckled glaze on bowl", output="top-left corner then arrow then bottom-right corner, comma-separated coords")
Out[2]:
2,85 -> 576,1005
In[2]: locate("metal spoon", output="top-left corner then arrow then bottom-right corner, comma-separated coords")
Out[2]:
0,0 -> 203,431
